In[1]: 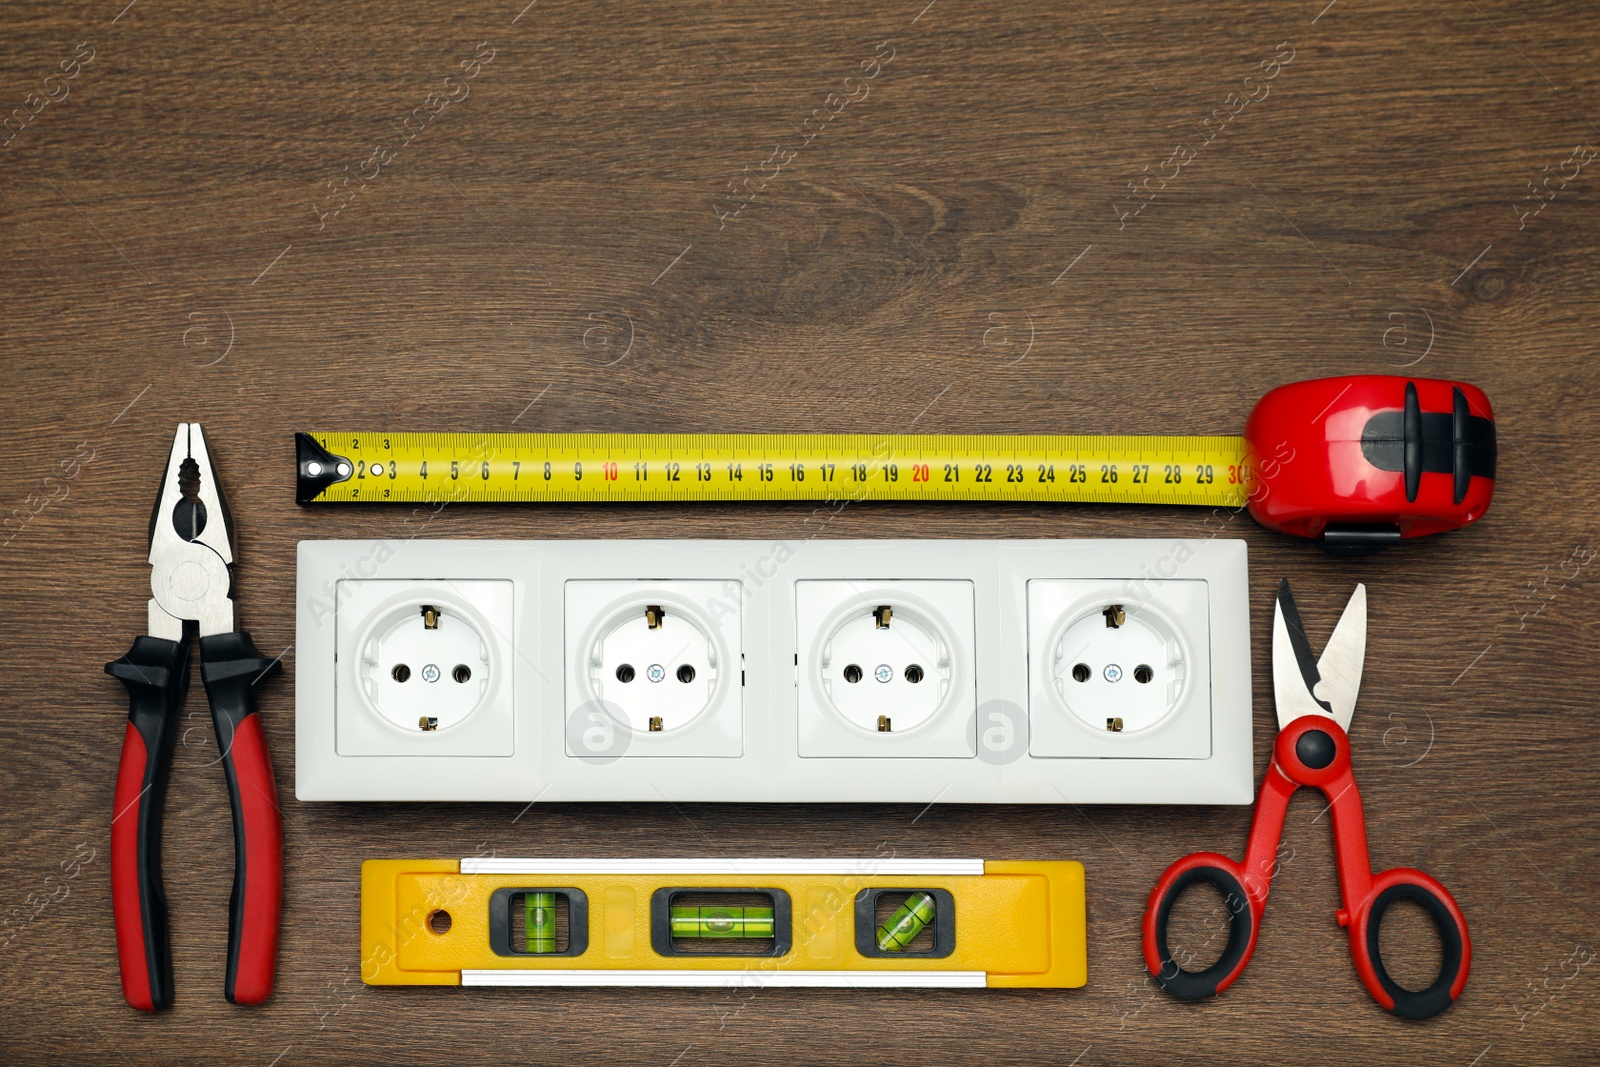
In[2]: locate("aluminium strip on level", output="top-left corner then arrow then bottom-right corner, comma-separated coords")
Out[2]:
460,857 -> 987,876
460,969 -> 989,988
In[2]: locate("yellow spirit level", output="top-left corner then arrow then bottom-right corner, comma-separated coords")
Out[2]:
362,857 -> 1086,989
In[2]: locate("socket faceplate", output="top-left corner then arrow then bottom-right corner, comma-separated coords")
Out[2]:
333,579 -> 515,757
296,539 -> 1252,803
564,581 -> 742,757
796,581 -> 976,758
1027,579 -> 1211,758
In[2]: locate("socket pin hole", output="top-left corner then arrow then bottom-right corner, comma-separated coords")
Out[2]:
452,664 -> 471,683
904,665 -> 924,683
392,663 -> 411,683
1134,665 -> 1153,684
616,663 -> 636,683
844,664 -> 864,684
429,909 -> 452,935
676,664 -> 696,683
1072,663 -> 1091,683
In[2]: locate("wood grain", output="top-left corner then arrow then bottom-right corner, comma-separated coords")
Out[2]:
2,0 -> 1598,1062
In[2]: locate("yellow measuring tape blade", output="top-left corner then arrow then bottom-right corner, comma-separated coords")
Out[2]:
299,433 -> 1251,508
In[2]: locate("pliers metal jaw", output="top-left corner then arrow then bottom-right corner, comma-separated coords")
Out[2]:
106,424 -> 283,1012
146,423 -> 235,640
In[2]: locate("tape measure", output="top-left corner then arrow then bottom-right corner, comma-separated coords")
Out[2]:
361,856 -> 1086,989
297,375 -> 1498,548
296,432 -> 1249,508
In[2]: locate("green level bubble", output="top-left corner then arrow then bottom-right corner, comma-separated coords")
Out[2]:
524,892 -> 558,953
669,905 -> 775,939
876,891 -> 936,952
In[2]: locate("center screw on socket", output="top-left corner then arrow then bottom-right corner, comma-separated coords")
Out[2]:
421,664 -> 441,682
874,664 -> 893,683
646,663 -> 666,682
1103,664 -> 1123,683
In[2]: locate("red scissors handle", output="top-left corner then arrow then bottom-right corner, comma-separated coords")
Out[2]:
1143,717 -> 1471,1019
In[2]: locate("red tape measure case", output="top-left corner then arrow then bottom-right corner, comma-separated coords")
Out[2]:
1243,375 -> 1496,548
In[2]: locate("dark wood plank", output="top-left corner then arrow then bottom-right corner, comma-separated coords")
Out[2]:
2,0 -> 1598,1062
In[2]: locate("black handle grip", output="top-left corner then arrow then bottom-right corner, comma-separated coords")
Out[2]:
107,635 -> 189,1011
1363,882 -> 1469,1020
199,632 -> 283,1005
1150,865 -> 1256,1001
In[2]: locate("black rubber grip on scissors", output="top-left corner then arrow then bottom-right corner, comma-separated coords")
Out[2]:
107,635 -> 189,1011
1152,866 -> 1255,1000
1364,883 -> 1466,1020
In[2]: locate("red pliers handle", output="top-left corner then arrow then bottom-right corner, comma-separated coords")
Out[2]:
108,634 -> 281,1010
107,424 -> 282,1011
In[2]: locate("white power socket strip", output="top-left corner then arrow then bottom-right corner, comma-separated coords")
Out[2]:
295,539 -> 1253,804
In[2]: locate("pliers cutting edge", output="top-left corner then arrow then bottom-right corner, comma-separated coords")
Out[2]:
106,424 -> 282,1011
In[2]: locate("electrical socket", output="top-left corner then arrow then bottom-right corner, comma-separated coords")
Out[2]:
1026,579 -> 1210,759
564,581 -> 742,757
296,539 -> 1253,803
335,579 -> 516,756
796,581 -> 976,758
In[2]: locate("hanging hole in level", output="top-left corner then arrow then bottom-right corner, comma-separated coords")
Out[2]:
843,664 -> 863,683
1134,665 -> 1153,684
452,664 -> 472,683
904,664 -> 924,683
391,663 -> 411,683
429,909 -> 452,935
677,664 -> 696,683
616,663 -> 636,683
1072,663 -> 1091,683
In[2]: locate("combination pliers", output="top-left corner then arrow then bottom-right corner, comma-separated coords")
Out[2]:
106,424 -> 282,1010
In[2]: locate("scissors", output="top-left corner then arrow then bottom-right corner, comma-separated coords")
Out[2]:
1141,580 -> 1470,1019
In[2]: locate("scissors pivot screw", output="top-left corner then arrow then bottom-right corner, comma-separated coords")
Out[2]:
1295,729 -> 1336,769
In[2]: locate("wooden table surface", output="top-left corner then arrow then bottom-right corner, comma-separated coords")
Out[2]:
4,0 -> 1598,1062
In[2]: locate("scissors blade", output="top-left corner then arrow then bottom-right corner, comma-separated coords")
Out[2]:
1312,584 -> 1366,731
1272,580 -> 1367,732
1273,579 -> 1332,730
1267,585 -> 1369,735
